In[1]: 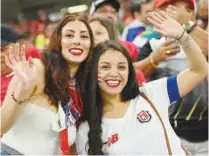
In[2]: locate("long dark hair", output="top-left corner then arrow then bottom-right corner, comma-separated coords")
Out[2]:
41,15 -> 94,107
82,40 -> 140,155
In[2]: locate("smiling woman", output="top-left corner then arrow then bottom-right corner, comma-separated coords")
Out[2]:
76,11 -> 208,155
1,15 -> 94,155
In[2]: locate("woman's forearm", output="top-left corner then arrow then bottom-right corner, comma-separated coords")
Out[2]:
179,32 -> 208,76
1,97 -> 22,135
134,56 -> 156,78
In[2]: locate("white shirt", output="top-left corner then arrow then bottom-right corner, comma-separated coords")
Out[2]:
2,102 -> 77,155
76,78 -> 186,155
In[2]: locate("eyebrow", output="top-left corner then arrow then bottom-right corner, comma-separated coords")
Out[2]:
64,29 -> 89,34
118,62 -> 127,64
100,62 -> 127,64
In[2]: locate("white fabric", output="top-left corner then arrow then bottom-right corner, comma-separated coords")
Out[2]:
76,78 -> 186,155
2,102 -> 77,155
120,19 -> 145,41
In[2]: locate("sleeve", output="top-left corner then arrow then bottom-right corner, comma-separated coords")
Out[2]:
135,41 -> 152,61
76,122 -> 89,155
140,76 -> 180,109
140,77 -> 170,112
167,75 -> 180,103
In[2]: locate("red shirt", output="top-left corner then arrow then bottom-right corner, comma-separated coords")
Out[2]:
1,74 -> 13,105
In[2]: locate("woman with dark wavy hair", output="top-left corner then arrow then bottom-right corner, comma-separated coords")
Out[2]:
89,15 -> 146,85
76,11 -> 208,155
1,15 -> 94,155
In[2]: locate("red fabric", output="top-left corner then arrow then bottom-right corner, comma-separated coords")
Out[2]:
25,46 -> 41,60
118,40 -> 139,61
60,82 -> 83,154
60,129 -> 69,155
135,69 -> 147,86
153,0 -> 195,10
68,82 -> 83,114
1,75 -> 13,105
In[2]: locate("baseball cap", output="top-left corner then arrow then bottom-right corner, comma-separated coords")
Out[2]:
89,0 -> 120,15
153,0 -> 196,10
1,24 -> 24,46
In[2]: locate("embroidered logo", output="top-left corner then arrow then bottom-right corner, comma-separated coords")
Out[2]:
137,110 -> 152,123
107,133 -> 119,147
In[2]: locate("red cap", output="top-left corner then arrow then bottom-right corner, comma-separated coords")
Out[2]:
153,0 -> 195,10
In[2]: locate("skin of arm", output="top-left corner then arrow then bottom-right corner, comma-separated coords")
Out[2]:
134,56 -> 156,78
147,11 -> 208,97
1,59 -> 43,135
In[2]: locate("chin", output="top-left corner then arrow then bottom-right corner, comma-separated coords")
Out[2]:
104,88 -> 123,96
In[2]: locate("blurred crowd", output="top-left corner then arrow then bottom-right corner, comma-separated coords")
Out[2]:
1,0 -> 208,155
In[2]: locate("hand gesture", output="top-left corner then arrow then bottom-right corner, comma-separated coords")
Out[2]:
5,43 -> 36,100
152,39 -> 180,63
147,11 -> 184,39
166,5 -> 193,25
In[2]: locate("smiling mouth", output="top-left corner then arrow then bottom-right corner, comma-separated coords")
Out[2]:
105,80 -> 121,88
69,49 -> 83,56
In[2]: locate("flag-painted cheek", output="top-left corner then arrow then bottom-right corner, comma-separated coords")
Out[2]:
97,72 -> 105,83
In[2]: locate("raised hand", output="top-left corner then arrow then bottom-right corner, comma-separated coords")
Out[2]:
5,43 -> 37,100
147,11 -> 184,39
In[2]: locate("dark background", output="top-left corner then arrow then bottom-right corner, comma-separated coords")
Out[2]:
2,0 -> 92,22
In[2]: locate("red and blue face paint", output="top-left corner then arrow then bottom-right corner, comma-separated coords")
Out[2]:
97,72 -> 104,83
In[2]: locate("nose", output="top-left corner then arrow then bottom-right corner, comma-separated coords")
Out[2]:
73,35 -> 81,45
109,67 -> 119,77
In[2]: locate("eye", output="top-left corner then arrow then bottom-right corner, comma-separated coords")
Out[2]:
100,65 -> 110,70
65,34 -> 73,38
118,65 -> 127,70
96,31 -> 103,36
81,35 -> 89,39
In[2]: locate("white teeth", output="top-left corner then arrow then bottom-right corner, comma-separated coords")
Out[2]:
70,49 -> 82,53
106,80 -> 120,85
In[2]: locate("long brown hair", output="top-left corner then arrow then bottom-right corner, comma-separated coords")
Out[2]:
41,15 -> 94,107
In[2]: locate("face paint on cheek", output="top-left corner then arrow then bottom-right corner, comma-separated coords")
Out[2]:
97,72 -> 105,84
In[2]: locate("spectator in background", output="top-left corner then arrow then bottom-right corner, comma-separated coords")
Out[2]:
120,0 -> 159,47
89,0 -> 140,62
89,15 -> 146,85
134,0 -> 208,155
196,0 -> 208,31
118,0 -> 134,25
1,24 -> 40,105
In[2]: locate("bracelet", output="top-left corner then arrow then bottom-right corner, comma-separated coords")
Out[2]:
179,34 -> 191,48
150,53 -> 158,68
177,28 -> 185,40
11,92 -> 27,105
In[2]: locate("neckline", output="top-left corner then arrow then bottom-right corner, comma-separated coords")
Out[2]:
25,103 -> 57,115
102,99 -> 133,124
